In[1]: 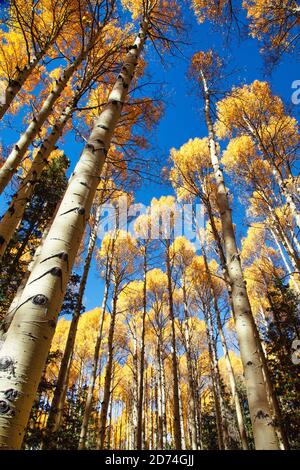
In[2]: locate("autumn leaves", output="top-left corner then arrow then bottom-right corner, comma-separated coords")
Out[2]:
0,0 -> 299,452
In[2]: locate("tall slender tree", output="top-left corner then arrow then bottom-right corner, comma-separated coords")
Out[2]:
189,50 -> 280,449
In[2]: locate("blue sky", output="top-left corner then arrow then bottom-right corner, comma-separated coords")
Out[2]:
0,2 -> 299,312
82,7 -> 299,311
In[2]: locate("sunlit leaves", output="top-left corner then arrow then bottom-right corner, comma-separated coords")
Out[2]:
243,0 -> 300,62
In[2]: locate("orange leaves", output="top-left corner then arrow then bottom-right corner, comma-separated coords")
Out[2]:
122,0 -> 180,24
243,0 -> 300,58
97,230 -> 138,278
170,137 -> 213,202
0,31 -> 45,113
189,49 -> 223,89
241,223 -> 266,264
121,0 -> 182,45
146,268 -> 168,293
0,31 -> 28,81
192,0 -> 230,23
222,135 -> 272,188
216,80 -> 287,138
117,280 -> 144,314
170,236 -> 196,268
216,80 -> 299,175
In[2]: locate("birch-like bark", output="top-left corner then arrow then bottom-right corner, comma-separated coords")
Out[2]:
202,250 -> 249,450
270,167 -> 300,232
0,29 -> 103,195
0,22 -> 148,450
0,203 -> 60,342
107,377 -> 114,450
272,167 -> 300,231
0,21 -> 65,121
136,246 -> 147,449
194,369 -> 203,449
252,316 -> 290,450
132,331 -> 139,448
182,281 -> 199,450
143,369 -> 148,449
165,241 -> 182,449
178,382 -> 186,450
161,348 -> 168,449
152,373 -> 156,450
269,227 -> 300,294
244,119 -> 300,230
269,210 -> 300,272
78,237 -> 114,450
156,341 -> 164,449
44,205 -> 103,447
198,197 -> 289,449
204,305 -> 225,450
201,72 -> 279,450
98,280 -> 119,449
0,105 -> 73,258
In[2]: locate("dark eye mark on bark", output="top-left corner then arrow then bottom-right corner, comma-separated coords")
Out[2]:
0,356 -> 15,376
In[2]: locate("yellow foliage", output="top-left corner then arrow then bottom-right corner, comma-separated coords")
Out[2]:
216,81 -> 299,162
192,0 -> 230,23
48,308 -> 104,385
170,137 -> 214,202
241,223 -> 266,264
146,268 -> 168,293
134,213 -> 152,240
243,0 -> 299,53
97,230 -> 138,277
170,236 -> 196,268
117,280 -> 144,313
121,0 -> 181,34
218,350 -> 244,388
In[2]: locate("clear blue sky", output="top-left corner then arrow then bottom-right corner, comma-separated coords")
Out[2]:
0,1 -> 299,312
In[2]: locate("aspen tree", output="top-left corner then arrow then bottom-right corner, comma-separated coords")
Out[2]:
0,5 -> 115,195
189,255 -> 229,449
77,234 -> 115,449
0,156 -> 69,322
202,251 -> 249,449
221,135 -> 300,277
151,196 -> 182,449
97,231 -> 138,449
114,279 -> 145,449
170,237 -> 200,450
134,213 -> 152,450
0,130 -> 71,260
0,0 -> 76,119
0,202 -> 61,343
0,33 -> 144,260
146,269 -> 169,449
45,206 -> 104,445
189,50 -> 279,449
244,0 -> 300,64
216,81 -> 300,231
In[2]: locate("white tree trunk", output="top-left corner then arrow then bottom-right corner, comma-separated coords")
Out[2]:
202,74 -> 279,450
0,203 -> 60,343
0,21 -> 149,450
0,33 -> 101,195
0,106 -> 73,258
78,235 -> 113,450
269,227 -> 300,294
0,25 -> 63,121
